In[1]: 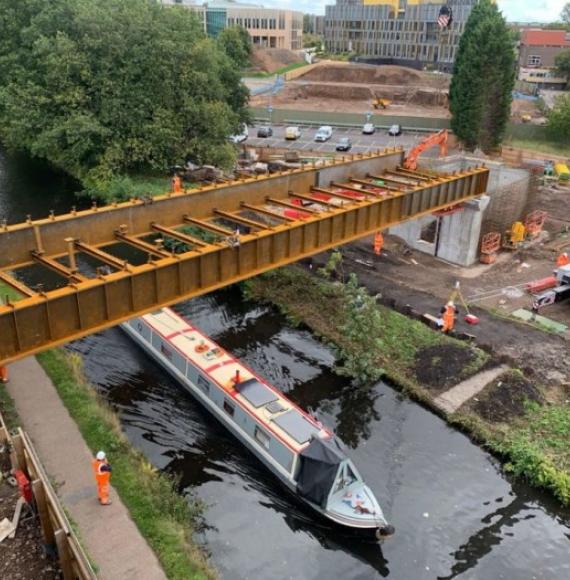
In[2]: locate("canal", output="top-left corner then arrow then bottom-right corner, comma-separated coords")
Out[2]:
2,151 -> 569,579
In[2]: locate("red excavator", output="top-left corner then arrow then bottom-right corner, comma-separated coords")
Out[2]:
403,129 -> 448,171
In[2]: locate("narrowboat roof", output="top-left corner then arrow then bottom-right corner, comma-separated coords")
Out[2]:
141,308 -> 330,454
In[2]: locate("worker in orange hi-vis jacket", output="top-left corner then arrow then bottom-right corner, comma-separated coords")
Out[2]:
556,252 -> 569,268
0,366 -> 8,384
171,174 -> 182,194
92,451 -> 113,506
373,232 -> 384,256
441,301 -> 457,334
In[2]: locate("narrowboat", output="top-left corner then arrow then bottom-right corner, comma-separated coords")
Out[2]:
122,307 -> 394,539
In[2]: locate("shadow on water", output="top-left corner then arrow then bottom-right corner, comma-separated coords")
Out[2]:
68,286 -> 570,580
0,149 -> 85,223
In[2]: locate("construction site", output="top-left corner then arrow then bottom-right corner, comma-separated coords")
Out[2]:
250,60 -> 546,124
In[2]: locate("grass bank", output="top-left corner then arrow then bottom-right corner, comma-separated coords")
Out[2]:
244,61 -> 308,78
506,137 -> 570,157
37,349 -> 216,580
244,266 -> 570,505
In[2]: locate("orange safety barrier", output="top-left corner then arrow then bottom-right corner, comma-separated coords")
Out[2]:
480,232 -> 501,264
524,210 -> 547,238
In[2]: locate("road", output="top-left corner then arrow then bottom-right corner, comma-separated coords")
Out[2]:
245,124 -> 429,155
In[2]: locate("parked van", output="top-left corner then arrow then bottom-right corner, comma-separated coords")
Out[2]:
285,126 -> 301,140
314,126 -> 333,142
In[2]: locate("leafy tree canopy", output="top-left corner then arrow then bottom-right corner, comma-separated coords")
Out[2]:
547,94 -> 570,143
555,49 -> 570,85
563,2 -> 570,23
217,26 -> 252,69
0,0 -> 249,192
449,0 -> 516,151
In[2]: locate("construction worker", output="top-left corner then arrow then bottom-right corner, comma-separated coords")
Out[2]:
373,232 -> 384,256
556,252 -> 569,268
92,451 -> 112,506
171,175 -> 182,194
0,366 -> 8,384
441,301 -> 457,334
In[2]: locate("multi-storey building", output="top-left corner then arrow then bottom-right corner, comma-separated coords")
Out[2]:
324,0 -> 480,72
160,1 -> 303,50
517,29 -> 570,90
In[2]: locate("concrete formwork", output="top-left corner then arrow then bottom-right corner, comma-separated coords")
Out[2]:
389,156 -> 530,266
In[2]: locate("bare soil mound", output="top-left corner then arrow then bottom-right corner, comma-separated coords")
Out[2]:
250,48 -> 303,73
415,343 -> 479,391
469,370 -> 543,423
301,64 -> 424,86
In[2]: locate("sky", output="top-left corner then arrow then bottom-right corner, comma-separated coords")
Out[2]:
258,0 -> 568,22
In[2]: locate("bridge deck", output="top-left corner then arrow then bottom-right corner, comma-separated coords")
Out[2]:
0,150 -> 489,364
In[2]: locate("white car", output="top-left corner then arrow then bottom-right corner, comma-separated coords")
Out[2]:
314,126 -> 333,142
285,126 -> 302,140
362,123 -> 375,135
229,124 -> 248,144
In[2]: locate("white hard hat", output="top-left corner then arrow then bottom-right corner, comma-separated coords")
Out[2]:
447,301 -> 454,307
96,451 -> 106,461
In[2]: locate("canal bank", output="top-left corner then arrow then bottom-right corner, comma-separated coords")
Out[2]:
245,265 -> 570,506
67,287 -> 570,580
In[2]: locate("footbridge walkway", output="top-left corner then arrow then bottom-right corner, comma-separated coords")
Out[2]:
0,149 -> 489,365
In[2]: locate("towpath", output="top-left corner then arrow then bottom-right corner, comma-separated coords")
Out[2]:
6,357 -> 166,580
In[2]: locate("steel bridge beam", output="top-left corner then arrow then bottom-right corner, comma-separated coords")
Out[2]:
0,155 -> 489,365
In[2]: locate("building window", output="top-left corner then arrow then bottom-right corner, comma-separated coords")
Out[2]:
197,374 -> 210,394
254,426 -> 270,449
527,55 -> 541,66
223,399 -> 235,417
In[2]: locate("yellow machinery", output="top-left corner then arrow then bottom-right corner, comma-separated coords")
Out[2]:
372,98 -> 391,109
503,221 -> 526,250
554,162 -> 570,181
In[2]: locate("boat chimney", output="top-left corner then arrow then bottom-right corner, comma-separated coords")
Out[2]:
234,370 -> 241,384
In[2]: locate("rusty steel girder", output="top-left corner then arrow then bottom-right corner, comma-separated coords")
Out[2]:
0,151 -> 489,364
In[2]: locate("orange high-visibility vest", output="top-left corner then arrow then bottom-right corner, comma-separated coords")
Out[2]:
92,459 -> 111,486
373,232 -> 384,255
557,253 -> 569,268
442,305 -> 455,332
0,366 -> 8,383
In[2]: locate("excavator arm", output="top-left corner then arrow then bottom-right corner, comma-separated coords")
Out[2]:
403,129 -> 448,171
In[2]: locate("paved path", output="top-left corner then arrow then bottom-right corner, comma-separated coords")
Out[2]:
7,357 -> 166,580
433,365 -> 509,414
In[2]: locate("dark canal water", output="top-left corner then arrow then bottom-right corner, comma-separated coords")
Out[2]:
2,151 -> 570,579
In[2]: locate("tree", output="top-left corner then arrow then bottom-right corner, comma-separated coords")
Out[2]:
449,0 -> 516,151
303,14 -> 312,34
555,50 -> 570,87
562,2 -> 570,24
217,26 -> 251,69
0,0 -> 249,193
547,95 -> 570,143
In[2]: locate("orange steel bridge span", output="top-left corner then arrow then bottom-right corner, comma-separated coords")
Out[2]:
0,149 -> 489,365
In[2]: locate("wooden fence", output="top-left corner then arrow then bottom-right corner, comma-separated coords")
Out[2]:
0,415 -> 96,579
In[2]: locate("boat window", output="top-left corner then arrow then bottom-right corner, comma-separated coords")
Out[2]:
197,375 -> 210,394
223,399 -> 235,417
333,464 -> 357,494
254,426 -> 271,449
345,464 -> 358,486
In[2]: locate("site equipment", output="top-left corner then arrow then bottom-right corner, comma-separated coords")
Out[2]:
532,264 -> 570,310
372,98 -> 391,109
479,232 -> 501,264
524,210 -> 547,238
403,129 -> 448,171
554,162 -> 570,181
448,281 -> 479,325
502,221 -> 525,250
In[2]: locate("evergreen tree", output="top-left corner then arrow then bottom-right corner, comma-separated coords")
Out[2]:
449,0 -> 515,151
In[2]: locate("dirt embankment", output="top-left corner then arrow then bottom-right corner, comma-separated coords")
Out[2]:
249,48 -> 304,73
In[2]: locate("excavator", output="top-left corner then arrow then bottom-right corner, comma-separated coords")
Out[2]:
403,129 -> 448,171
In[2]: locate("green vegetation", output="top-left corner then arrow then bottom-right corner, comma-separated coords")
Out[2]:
245,265 -> 570,506
245,61 -> 309,79
37,349 -> 216,580
0,280 -> 23,304
546,94 -> 570,144
0,0 -> 248,197
243,265 -> 487,392
554,49 -> 570,87
0,384 -> 20,431
505,137 -> 570,157
217,26 -> 252,69
450,0 -> 516,150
